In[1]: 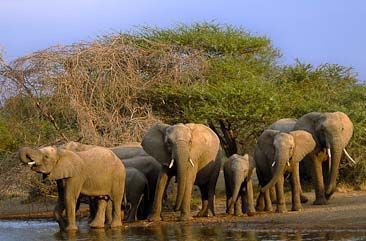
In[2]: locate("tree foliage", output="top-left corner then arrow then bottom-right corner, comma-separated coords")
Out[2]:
0,22 -> 365,192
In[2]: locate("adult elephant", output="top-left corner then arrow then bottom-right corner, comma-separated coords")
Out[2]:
61,141 -> 160,219
256,130 -> 316,212
223,154 -> 256,216
294,111 -> 355,204
142,123 -> 221,221
19,146 -> 125,231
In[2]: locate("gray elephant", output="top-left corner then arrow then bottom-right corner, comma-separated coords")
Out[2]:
121,155 -> 162,218
255,130 -> 316,212
223,154 -> 255,216
293,111 -> 355,204
111,142 -> 148,159
124,167 -> 149,222
142,123 -> 221,221
19,146 -> 125,231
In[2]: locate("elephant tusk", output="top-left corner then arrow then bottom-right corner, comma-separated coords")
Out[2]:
344,149 -> 357,164
287,161 -> 290,167
327,148 -> 332,161
169,159 -> 174,168
327,148 -> 332,172
271,161 -> 276,167
28,161 -> 36,166
189,158 -> 194,167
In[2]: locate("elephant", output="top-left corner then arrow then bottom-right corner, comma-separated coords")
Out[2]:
120,155 -> 162,218
61,141 -> 160,219
255,129 -> 316,212
111,142 -> 148,159
223,154 -> 255,216
124,167 -> 149,222
62,141 -> 148,159
293,111 -> 355,204
141,123 -> 221,221
19,146 -> 125,231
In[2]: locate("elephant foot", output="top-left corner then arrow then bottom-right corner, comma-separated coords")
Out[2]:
65,224 -> 78,232
313,198 -> 328,205
291,204 -> 302,212
90,220 -> 105,229
110,220 -> 123,228
300,194 -> 309,203
234,212 -> 243,217
179,214 -> 193,221
247,211 -> 256,217
276,204 -> 287,213
264,205 -> 273,212
147,214 -> 162,222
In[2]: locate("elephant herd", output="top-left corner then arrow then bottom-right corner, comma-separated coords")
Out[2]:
18,111 -> 356,231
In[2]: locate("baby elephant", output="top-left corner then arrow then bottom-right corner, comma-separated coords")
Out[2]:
124,167 -> 149,222
224,154 -> 256,216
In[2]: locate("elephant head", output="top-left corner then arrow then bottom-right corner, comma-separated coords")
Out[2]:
294,112 -> 354,199
259,130 -> 316,192
141,123 -> 219,211
19,146 -> 83,180
228,154 -> 255,211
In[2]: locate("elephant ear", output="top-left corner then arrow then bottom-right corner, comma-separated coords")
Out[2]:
290,130 -> 316,163
48,149 -> 83,180
141,123 -> 171,166
258,129 -> 279,160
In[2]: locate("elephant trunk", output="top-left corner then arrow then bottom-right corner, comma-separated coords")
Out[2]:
19,147 -> 42,165
228,171 -> 245,211
325,139 -> 343,199
261,148 -> 288,192
174,142 -> 191,211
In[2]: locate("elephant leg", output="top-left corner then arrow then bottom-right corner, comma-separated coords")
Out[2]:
270,187 -> 277,204
105,200 -> 113,225
207,161 -> 220,217
54,180 -> 66,230
64,186 -> 79,231
311,154 -> 328,205
90,198 -> 107,229
127,203 -> 138,222
179,169 -> 196,221
275,175 -> 287,213
111,184 -> 123,228
255,192 -> 265,211
88,197 -> 98,223
196,185 -> 209,217
264,189 -> 273,212
291,164 -> 302,211
245,180 -> 255,216
148,168 -> 170,222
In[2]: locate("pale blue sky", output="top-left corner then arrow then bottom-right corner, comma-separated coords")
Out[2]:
1,0 -> 365,80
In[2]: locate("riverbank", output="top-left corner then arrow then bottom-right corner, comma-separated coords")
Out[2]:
1,190 -> 366,231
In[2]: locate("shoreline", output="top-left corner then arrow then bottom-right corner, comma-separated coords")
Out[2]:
1,191 -> 366,231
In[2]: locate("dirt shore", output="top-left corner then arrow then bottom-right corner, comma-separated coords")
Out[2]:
1,190 -> 366,231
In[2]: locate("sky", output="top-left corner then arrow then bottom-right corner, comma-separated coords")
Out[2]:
1,0 -> 365,80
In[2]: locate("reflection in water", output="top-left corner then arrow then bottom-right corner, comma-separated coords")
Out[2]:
1,220 -> 366,241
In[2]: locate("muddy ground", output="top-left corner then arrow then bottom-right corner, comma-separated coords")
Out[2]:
1,190 -> 366,231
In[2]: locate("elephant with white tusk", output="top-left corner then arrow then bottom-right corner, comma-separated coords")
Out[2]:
141,123 -> 221,221
223,154 -> 256,216
255,130 -> 316,213
294,112 -> 354,204
19,146 -> 125,231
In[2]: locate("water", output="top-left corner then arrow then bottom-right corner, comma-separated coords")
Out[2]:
0,220 -> 365,241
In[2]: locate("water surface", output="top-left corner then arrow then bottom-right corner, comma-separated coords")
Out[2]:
0,220 -> 365,241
